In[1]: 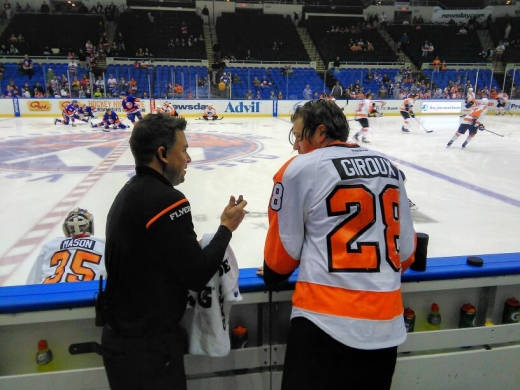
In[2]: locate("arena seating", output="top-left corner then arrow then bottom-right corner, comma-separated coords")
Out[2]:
422,68 -> 500,91
0,13 -> 103,56
488,17 -> 520,63
387,24 -> 484,68
215,13 -> 309,62
333,68 -> 401,96
306,16 -> 397,65
115,9 -> 206,59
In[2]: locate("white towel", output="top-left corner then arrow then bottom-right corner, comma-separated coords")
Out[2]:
186,233 -> 242,357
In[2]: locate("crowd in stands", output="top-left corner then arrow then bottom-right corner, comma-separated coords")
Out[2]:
0,3 -> 519,100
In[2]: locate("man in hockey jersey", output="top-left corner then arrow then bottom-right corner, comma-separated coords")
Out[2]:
399,93 -> 419,133
26,207 -> 106,284
353,91 -> 374,143
202,103 -> 219,120
77,103 -> 98,123
263,99 -> 416,390
447,98 -> 488,149
464,87 -> 476,111
54,99 -> 80,126
92,108 -> 127,132
160,101 -> 180,117
120,92 -> 142,124
495,90 -> 509,115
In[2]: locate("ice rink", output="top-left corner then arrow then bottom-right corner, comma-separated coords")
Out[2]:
0,113 -> 519,286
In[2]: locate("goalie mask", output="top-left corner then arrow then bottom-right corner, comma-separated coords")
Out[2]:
62,208 -> 94,237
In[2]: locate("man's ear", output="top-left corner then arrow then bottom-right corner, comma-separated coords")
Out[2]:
317,124 -> 327,139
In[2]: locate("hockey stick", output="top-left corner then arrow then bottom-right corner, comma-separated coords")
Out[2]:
505,107 -> 514,116
196,117 -> 224,121
482,128 -> 504,137
413,117 -> 433,133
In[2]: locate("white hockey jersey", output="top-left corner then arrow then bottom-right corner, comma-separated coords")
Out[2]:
264,142 -> 416,350
185,233 -> 242,357
26,235 -> 106,284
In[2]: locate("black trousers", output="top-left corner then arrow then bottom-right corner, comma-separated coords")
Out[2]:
281,317 -> 398,390
101,324 -> 188,390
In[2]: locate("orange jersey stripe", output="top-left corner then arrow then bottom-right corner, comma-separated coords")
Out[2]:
264,156 -> 300,275
293,281 -> 403,320
146,198 -> 188,229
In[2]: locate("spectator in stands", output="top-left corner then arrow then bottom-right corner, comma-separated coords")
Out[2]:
400,33 -> 409,51
333,56 -> 340,73
4,1 -> 12,19
20,54 -> 34,78
432,57 -> 441,72
421,41 -> 430,57
278,91 -> 283,100
197,77 -> 207,87
94,76 -> 105,93
71,76 -> 80,97
128,77 -> 137,95
495,41 -> 505,61
380,11 -> 387,29
331,81 -> 343,100
457,26 -> 468,35
244,90 -> 253,99
293,11 -> 299,26
504,23 -> 511,40
9,43 -> 19,55
232,73 -> 241,84
92,87 -> 102,98
174,83 -> 183,98
202,5 -> 210,25
303,85 -> 312,100
255,90 -> 262,100
253,77 -> 261,89
377,84 -> 388,98
106,73 -> 117,96
269,91 -> 276,100
220,72 -> 231,87
181,21 -> 188,37
281,65 -> 293,76
480,86 -> 490,98
116,32 -> 126,53
67,58 -> 78,76
40,0 -> 49,12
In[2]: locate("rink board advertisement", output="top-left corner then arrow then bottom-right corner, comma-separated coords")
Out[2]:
0,98 -> 515,118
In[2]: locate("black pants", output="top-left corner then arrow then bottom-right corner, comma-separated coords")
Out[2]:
281,317 -> 398,390
102,324 -> 188,390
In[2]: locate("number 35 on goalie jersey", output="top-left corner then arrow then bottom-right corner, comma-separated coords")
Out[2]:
26,236 -> 106,285
264,144 -> 416,278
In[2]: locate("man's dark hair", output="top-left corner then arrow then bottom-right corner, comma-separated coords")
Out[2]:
291,99 -> 349,142
130,113 -> 187,166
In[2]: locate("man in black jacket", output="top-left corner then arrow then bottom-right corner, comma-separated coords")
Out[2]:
101,113 -> 247,390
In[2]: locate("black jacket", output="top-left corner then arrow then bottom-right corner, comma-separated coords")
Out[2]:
104,166 -> 231,337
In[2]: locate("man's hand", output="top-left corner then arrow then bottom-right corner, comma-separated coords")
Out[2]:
220,195 -> 248,232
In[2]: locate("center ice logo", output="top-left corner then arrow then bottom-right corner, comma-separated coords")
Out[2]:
0,132 -> 264,175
